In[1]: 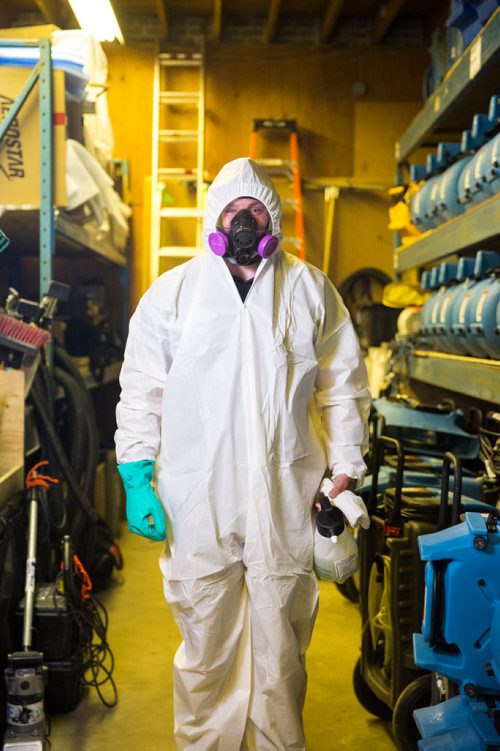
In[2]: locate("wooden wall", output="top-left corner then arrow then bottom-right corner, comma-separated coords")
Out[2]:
107,42 -> 429,307
105,42 -> 155,309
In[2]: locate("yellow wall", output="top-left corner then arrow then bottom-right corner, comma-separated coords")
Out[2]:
106,42 -> 429,306
105,42 -> 155,309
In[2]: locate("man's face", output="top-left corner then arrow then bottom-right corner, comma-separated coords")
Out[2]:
220,197 -> 270,232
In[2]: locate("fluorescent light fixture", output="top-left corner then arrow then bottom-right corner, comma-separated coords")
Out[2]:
68,0 -> 125,44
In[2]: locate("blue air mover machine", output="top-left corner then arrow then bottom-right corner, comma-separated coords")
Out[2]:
441,257 -> 477,355
446,0 -> 485,60
411,507 -> 500,750
435,153 -> 471,223
411,160 -> 443,233
457,110 -> 497,208
357,409 -> 481,503
455,251 -> 500,358
427,263 -> 459,350
451,250 -> 500,357
387,451 -> 494,751
483,131 -> 500,194
467,263 -> 500,359
353,437 -> 490,749
421,267 -> 441,339
371,397 -> 480,462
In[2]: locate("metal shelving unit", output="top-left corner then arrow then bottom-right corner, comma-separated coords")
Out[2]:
394,194 -> 500,272
396,8 -> 500,161
0,40 -> 128,287
394,350 -> 500,403
393,10 -> 500,402
55,214 -> 127,267
0,37 -> 54,297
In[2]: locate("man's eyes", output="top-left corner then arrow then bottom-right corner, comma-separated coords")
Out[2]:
223,205 -> 266,215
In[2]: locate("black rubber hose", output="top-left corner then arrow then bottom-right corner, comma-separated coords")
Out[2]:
55,346 -> 100,497
53,365 -> 99,498
53,366 -> 87,484
29,382 -> 99,540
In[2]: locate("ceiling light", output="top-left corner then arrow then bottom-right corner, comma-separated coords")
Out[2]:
67,0 -> 124,44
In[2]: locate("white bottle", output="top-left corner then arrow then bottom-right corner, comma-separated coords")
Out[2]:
313,499 -> 359,583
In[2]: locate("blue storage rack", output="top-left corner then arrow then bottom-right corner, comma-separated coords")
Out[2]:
0,37 -> 54,299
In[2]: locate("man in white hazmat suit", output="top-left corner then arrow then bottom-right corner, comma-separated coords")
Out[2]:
115,157 -> 371,750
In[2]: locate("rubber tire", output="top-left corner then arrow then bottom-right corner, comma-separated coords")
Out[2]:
336,576 -> 359,603
392,673 -> 432,751
353,657 -> 393,720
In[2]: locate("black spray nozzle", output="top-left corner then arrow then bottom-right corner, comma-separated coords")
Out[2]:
316,496 -> 345,539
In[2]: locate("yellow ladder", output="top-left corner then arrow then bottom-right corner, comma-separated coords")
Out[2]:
150,47 -> 206,284
249,119 -> 305,260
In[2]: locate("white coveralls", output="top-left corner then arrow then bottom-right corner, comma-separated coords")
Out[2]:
115,158 -> 371,750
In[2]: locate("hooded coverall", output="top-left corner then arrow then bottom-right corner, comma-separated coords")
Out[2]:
115,158 -> 371,750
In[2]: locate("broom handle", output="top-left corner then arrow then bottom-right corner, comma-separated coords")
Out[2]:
22,489 -> 39,651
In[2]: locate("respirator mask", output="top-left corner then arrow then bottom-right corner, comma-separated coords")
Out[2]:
208,209 -> 278,266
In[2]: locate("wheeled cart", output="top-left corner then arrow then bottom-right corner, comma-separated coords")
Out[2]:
353,440 -> 487,749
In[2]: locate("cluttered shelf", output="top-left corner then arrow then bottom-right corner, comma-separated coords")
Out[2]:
394,193 -> 500,272
393,349 -> 500,403
0,31 -> 131,285
0,209 -> 127,267
55,212 -> 127,266
396,8 -> 500,161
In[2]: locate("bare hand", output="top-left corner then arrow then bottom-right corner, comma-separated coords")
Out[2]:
315,474 -> 357,510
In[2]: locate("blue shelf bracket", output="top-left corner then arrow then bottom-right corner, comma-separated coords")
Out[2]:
38,38 -> 54,301
0,37 -> 54,300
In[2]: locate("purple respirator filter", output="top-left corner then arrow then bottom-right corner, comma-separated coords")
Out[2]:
208,231 -> 278,259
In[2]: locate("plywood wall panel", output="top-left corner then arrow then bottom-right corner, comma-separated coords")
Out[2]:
107,42 -> 428,302
106,43 -> 156,308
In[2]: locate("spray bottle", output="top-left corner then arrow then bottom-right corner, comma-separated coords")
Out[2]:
314,495 -> 359,583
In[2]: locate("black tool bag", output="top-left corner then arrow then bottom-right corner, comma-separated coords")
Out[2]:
0,495 -> 28,737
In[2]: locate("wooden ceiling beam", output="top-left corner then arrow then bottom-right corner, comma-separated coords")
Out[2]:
213,0 -> 222,42
156,0 -> 169,40
263,0 -> 281,44
319,0 -> 345,44
372,0 -> 407,44
33,0 -> 63,25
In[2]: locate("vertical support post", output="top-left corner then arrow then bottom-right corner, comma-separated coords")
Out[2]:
196,40 -> 206,249
322,186 -> 339,277
38,38 -> 54,300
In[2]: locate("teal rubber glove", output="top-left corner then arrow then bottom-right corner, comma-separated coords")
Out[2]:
117,460 -> 167,541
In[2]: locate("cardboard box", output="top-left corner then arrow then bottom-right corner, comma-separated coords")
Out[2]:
0,65 -> 67,207
0,370 -> 24,510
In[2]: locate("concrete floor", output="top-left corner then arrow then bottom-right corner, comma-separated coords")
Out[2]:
48,527 -> 397,750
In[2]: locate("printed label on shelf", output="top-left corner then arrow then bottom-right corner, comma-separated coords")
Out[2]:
469,37 -> 482,79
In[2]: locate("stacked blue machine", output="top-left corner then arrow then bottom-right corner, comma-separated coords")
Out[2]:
447,0 -> 500,66
424,2 -> 500,97
420,250 -> 500,359
410,95 -> 500,234
412,510 -> 500,750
